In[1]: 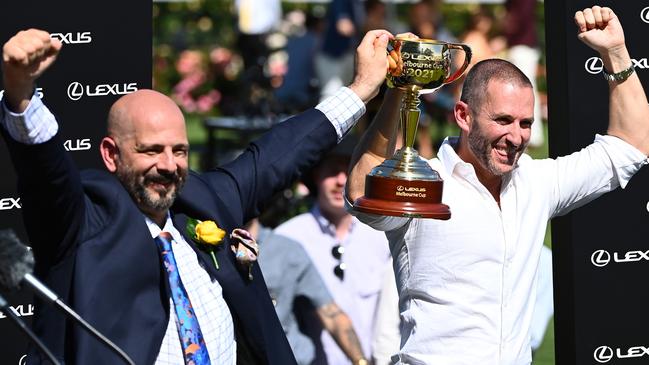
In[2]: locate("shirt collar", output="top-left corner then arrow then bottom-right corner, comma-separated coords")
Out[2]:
145,211 -> 175,238
438,136 -> 470,176
311,204 -> 355,238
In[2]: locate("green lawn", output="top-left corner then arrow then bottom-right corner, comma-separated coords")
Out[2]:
534,317 -> 555,365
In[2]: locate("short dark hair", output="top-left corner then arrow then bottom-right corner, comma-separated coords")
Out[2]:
460,59 -> 532,111
301,133 -> 358,195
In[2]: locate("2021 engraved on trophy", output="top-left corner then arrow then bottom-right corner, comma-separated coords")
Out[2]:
353,37 -> 472,219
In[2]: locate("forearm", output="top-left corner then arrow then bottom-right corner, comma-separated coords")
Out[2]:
346,88 -> 403,202
318,303 -> 366,363
603,46 -> 649,155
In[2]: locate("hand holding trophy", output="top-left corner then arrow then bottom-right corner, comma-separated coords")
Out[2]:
353,37 -> 472,219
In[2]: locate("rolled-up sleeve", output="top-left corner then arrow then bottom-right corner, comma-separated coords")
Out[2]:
597,134 -> 649,188
316,87 -> 365,142
550,134 -> 649,217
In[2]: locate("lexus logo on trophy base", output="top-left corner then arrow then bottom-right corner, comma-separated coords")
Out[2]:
353,37 -> 471,219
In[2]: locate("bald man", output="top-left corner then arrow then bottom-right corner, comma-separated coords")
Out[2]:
0,28 -> 394,364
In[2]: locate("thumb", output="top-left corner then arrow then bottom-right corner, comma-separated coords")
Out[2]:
49,38 -> 63,54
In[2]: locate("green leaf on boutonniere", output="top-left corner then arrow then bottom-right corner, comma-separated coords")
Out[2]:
186,217 -> 199,241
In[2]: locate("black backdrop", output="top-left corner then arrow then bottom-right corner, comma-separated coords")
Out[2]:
545,1 -> 649,364
0,1 -> 151,363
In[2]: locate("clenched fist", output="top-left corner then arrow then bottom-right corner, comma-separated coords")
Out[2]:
2,28 -> 62,112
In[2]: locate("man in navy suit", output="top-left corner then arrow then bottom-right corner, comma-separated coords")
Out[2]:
0,28 -> 394,364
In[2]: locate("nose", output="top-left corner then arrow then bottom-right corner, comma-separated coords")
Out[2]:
506,123 -> 526,149
336,171 -> 347,185
156,150 -> 177,173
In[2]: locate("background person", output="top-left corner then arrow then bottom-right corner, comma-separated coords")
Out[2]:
247,218 -> 368,365
275,136 -> 391,365
315,0 -> 366,101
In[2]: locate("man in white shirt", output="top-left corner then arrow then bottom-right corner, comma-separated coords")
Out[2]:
346,6 -> 649,365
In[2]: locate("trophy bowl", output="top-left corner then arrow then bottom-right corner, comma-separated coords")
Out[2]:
353,37 -> 471,219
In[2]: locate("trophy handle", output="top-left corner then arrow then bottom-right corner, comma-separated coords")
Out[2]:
444,43 -> 473,84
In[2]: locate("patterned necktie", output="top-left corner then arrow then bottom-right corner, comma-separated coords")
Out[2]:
155,232 -> 211,365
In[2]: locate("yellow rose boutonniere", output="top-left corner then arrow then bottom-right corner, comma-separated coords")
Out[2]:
186,218 -> 226,269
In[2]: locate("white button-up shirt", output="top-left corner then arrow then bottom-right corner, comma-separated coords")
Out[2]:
350,136 -> 648,365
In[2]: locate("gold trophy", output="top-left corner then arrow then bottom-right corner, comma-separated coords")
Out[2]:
353,37 -> 471,219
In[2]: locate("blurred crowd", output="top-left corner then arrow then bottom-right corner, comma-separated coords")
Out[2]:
152,1 -> 552,364
154,0 -> 548,153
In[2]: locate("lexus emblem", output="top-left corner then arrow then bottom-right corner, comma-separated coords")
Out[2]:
585,57 -> 603,74
594,346 -> 614,363
67,82 -> 84,101
591,250 -> 611,267
641,6 -> 649,24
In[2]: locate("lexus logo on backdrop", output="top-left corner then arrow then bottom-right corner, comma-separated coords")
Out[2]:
594,344 -> 649,363
64,138 -> 91,152
591,249 -> 611,267
594,346 -> 614,363
67,82 -> 138,101
641,7 -> 649,24
0,304 -> 34,319
0,88 -> 44,101
585,57 -> 649,74
585,57 -> 604,74
591,248 -> 649,267
0,197 -> 21,211
50,32 -> 92,44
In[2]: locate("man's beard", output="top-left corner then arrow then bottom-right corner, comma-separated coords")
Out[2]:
116,164 -> 187,213
467,120 -> 526,177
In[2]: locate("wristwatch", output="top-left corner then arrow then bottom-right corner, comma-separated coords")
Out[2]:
355,359 -> 369,365
602,63 -> 635,83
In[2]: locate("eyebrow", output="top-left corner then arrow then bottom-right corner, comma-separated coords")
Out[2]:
490,113 -> 534,123
135,143 -> 189,151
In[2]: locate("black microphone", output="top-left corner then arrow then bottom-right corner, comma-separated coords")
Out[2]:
0,229 -> 134,365
0,291 -> 60,365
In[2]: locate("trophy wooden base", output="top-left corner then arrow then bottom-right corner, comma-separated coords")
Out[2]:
353,175 -> 451,219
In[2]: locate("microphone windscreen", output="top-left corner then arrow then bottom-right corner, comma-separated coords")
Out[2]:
0,229 -> 34,291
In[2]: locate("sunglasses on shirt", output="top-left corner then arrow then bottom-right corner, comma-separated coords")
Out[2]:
331,244 -> 346,280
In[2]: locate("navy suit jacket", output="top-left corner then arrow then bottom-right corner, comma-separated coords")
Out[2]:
3,107 -> 338,364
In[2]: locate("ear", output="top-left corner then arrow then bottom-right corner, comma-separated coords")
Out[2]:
100,137 -> 119,173
454,101 -> 472,134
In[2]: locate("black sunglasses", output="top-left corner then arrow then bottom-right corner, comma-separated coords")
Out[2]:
331,244 -> 346,280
